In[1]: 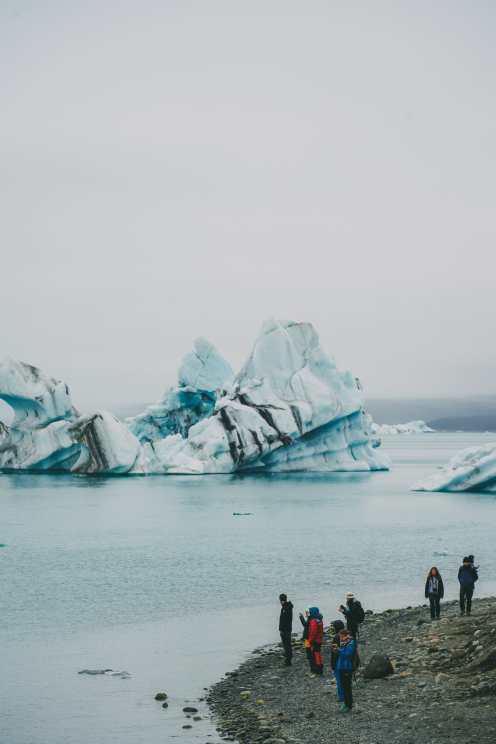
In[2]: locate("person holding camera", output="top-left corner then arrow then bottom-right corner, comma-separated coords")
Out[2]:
338,592 -> 365,639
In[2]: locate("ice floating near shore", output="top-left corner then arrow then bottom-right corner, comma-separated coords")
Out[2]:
413,443 -> 496,492
372,420 -> 435,435
78,669 -> 131,679
0,319 -> 389,476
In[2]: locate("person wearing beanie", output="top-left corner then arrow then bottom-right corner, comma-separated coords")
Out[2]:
307,606 -> 324,674
278,593 -> 294,666
330,620 -> 345,703
334,627 -> 356,712
458,557 -> 478,616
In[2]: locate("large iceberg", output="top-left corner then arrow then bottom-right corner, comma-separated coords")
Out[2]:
372,420 -> 435,435
413,443 -> 496,492
0,319 -> 389,476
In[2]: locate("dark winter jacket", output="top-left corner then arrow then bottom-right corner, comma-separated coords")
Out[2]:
342,600 -> 363,630
279,601 -> 293,634
299,613 -> 309,641
425,575 -> 445,599
458,565 -> 478,589
330,633 -> 341,671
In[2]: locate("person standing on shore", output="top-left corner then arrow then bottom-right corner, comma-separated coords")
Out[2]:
330,620 -> 345,703
298,609 -> 314,671
334,627 -> 356,712
338,592 -> 365,639
307,606 -> 324,674
458,557 -> 478,616
279,593 -> 293,666
424,566 -> 444,620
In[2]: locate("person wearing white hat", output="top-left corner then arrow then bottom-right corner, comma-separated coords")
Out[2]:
338,592 -> 365,639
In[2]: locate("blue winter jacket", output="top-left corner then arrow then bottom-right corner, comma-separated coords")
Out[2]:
336,639 -> 356,672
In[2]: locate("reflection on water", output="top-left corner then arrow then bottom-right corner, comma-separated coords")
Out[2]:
1,432 -> 495,744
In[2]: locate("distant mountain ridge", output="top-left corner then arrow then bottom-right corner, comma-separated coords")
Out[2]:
366,396 -> 496,433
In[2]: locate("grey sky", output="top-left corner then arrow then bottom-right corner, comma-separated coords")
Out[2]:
1,1 -> 495,411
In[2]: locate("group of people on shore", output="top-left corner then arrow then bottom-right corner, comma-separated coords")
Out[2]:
424,555 -> 479,619
278,555 -> 479,713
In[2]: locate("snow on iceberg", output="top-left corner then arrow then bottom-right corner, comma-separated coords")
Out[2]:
0,319 -> 389,476
178,337 -> 234,391
372,420 -> 435,435
0,357 -> 77,428
412,443 -> 496,492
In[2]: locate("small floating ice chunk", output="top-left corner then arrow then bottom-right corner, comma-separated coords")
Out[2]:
412,442 -> 496,492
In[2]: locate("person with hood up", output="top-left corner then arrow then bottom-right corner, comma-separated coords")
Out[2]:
334,627 -> 356,712
307,606 -> 324,675
279,593 -> 293,666
424,566 -> 444,620
458,557 -> 478,616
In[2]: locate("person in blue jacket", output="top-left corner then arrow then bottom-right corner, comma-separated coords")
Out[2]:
334,627 -> 356,712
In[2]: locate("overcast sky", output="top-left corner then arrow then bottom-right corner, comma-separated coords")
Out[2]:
1,0 -> 495,411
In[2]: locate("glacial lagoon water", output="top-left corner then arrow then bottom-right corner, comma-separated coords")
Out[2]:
2,433 -> 496,744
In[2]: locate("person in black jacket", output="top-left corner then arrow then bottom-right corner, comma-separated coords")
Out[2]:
298,609 -> 314,671
458,557 -> 478,616
424,566 -> 444,619
330,620 -> 345,703
338,592 -> 364,639
279,593 -> 293,666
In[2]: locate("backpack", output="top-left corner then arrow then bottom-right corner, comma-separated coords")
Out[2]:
354,600 -> 366,624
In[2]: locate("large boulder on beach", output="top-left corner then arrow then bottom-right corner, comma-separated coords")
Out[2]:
363,654 -> 394,679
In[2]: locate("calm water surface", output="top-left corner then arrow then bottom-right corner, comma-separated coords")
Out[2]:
1,433 -> 496,744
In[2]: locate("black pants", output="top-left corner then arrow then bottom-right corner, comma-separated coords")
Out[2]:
341,670 -> 353,709
280,632 -> 292,663
460,586 -> 474,615
311,642 -> 323,674
305,645 -> 314,670
429,594 -> 441,619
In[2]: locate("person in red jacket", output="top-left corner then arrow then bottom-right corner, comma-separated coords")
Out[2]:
307,606 -> 324,675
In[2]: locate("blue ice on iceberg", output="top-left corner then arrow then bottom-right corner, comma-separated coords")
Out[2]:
0,319 -> 389,476
128,338 -> 233,442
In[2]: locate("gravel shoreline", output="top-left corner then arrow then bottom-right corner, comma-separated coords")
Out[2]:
207,597 -> 496,744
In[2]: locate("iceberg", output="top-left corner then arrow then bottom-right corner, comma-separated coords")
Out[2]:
128,338 -> 233,443
70,412 -> 141,474
0,357 -> 77,428
412,443 -> 496,492
371,420 -> 435,435
0,319 -> 389,476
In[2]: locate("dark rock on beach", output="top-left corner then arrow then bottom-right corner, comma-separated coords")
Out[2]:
363,653 -> 394,679
208,597 -> 496,744
154,692 -> 168,701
